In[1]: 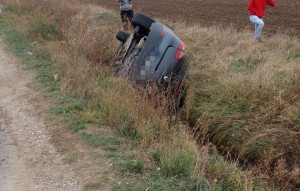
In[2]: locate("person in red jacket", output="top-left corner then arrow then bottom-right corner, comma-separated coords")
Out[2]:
248,0 -> 275,41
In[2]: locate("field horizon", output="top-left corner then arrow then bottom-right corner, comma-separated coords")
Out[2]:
97,0 -> 300,38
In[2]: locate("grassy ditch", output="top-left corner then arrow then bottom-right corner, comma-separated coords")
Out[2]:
1,0 -> 297,190
170,22 -> 300,189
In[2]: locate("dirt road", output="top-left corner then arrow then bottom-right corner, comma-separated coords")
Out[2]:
0,39 -> 81,190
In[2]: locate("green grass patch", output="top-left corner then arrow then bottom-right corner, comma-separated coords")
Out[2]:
287,50 -> 300,60
111,171 -> 202,191
228,56 -> 261,74
161,150 -> 197,178
82,132 -> 120,151
54,103 -> 83,114
189,90 -> 251,126
211,123 -> 250,154
4,4 -> 26,16
119,160 -> 144,174
151,149 -> 162,165
0,19 -> 28,55
30,12 -> 61,40
117,111 -> 141,142
208,147 -> 253,191
69,121 -> 86,132
103,151 -> 121,158
241,136 -> 271,163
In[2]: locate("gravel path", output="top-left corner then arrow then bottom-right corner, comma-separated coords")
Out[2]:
0,39 -> 82,190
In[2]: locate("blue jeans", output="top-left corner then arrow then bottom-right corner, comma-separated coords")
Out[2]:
249,15 -> 264,39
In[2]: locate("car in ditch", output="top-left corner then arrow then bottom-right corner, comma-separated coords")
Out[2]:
111,13 -> 189,109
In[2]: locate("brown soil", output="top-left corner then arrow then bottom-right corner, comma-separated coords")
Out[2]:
96,0 -> 300,37
0,39 -> 82,190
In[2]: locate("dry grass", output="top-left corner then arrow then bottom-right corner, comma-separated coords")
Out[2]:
2,0 -> 300,190
172,21 -> 300,189
156,15 -> 300,190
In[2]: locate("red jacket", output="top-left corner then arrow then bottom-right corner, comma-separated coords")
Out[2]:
248,0 -> 275,18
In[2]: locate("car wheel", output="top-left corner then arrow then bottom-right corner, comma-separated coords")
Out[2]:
131,13 -> 155,31
116,31 -> 130,43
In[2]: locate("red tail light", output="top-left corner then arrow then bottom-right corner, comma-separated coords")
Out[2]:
160,29 -> 165,37
175,41 -> 185,60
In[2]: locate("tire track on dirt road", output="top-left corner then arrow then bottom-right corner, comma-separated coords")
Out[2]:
0,119 -> 34,191
0,39 -> 82,191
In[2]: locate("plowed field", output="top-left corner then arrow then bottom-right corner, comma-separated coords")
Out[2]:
96,0 -> 300,37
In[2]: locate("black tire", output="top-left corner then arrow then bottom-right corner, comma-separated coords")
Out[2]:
116,31 -> 130,43
131,13 -> 155,31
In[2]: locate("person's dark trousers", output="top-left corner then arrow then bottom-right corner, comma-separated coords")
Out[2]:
120,10 -> 133,30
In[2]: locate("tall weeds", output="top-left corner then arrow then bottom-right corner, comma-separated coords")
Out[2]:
2,0 -> 298,189
174,23 -> 300,188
